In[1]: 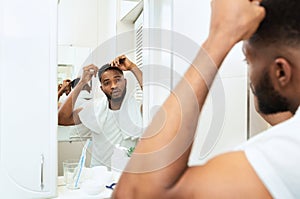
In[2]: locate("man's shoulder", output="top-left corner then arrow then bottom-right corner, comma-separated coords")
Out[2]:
78,97 -> 109,134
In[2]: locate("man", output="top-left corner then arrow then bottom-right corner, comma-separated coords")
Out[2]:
58,79 -> 72,100
58,55 -> 143,168
254,97 -> 293,126
70,77 -> 92,109
112,0 -> 300,198
57,77 -> 93,141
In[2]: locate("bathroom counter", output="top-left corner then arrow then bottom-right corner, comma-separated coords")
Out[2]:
55,185 -> 113,199
54,170 -> 119,199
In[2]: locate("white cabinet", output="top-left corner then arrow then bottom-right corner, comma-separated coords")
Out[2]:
0,0 -> 57,198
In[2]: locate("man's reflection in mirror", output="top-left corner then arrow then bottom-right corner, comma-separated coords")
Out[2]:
58,55 -> 143,169
57,79 -> 71,108
70,77 -> 93,106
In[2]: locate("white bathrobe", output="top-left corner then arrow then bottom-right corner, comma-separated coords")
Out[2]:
78,91 -> 143,168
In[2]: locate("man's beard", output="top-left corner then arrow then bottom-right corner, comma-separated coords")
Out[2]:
105,89 -> 126,103
253,70 -> 290,114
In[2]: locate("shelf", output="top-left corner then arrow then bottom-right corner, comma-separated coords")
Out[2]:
120,0 -> 143,23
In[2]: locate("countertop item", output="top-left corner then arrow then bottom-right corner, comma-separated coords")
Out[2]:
55,166 -> 121,199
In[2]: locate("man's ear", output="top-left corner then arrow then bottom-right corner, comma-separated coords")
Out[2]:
273,58 -> 292,87
100,85 -> 103,92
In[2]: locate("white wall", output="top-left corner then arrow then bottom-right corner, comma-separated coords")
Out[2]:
97,0 -> 117,47
141,0 -> 263,165
173,0 -> 270,165
58,0 -> 98,48
172,0 -> 248,165
143,0 -> 173,125
57,0 -> 119,78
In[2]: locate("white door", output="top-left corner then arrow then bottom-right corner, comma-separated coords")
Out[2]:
0,0 -> 57,198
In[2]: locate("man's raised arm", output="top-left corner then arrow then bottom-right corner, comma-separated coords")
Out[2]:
112,0 -> 265,198
58,64 -> 98,126
111,55 -> 143,89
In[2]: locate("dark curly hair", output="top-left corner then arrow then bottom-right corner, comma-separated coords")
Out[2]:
249,0 -> 300,48
97,63 -> 123,82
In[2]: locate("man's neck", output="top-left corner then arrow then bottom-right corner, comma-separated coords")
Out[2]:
109,98 -> 124,110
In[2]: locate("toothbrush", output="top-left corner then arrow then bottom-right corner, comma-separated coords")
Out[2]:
74,139 -> 91,188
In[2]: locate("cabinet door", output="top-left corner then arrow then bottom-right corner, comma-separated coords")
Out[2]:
0,0 -> 57,198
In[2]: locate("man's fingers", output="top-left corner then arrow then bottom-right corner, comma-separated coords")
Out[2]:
117,55 -> 127,65
244,0 -> 265,39
110,59 -> 119,67
119,54 -> 126,59
83,64 -> 98,77
111,55 -> 129,68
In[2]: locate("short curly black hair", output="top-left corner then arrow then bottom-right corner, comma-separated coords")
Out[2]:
249,0 -> 300,48
98,63 -> 123,82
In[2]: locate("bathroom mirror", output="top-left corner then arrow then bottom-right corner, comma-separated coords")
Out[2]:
57,0 -> 144,176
